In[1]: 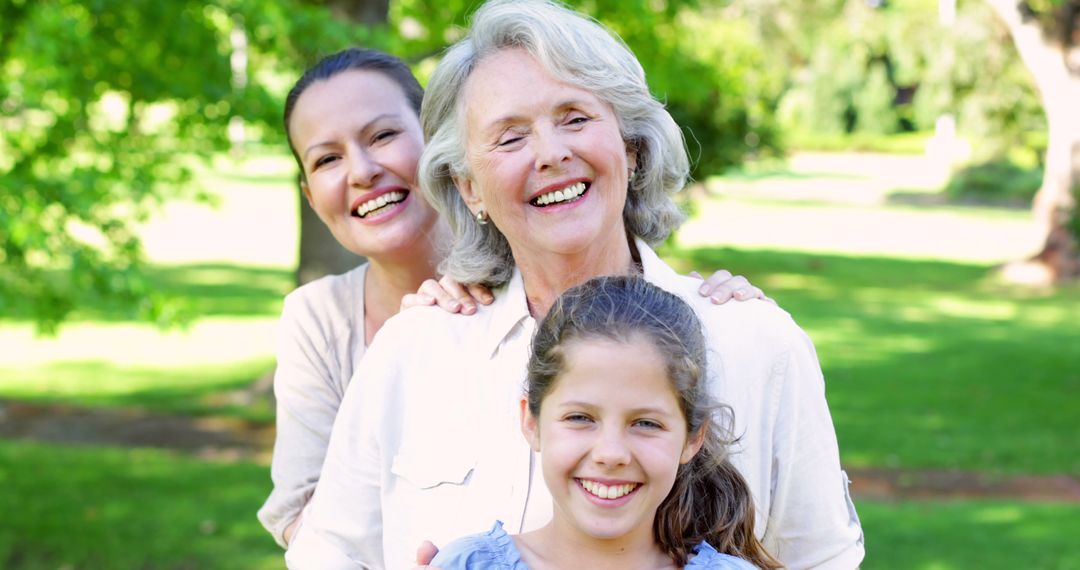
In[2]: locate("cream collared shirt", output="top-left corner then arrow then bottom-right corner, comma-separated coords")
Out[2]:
287,240 -> 864,570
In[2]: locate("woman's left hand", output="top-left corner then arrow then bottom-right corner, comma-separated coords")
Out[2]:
691,269 -> 775,305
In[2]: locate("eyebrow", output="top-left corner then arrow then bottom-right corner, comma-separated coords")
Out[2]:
302,113 -> 401,161
556,401 -> 675,418
481,98 -> 593,135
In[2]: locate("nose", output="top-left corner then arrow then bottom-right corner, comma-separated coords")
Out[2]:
590,426 -> 631,468
532,124 -> 572,172
346,147 -> 384,188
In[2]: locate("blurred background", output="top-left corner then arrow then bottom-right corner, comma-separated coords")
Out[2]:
1,0 -> 1078,568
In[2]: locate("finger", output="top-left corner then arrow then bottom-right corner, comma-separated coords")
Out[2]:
416,540 -> 439,566
734,285 -> 766,301
399,293 -> 436,311
689,270 -> 703,281
466,283 -> 495,305
437,276 -> 477,314
419,278 -> 464,313
698,269 -> 734,296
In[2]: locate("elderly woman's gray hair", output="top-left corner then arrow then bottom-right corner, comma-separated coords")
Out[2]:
418,0 -> 690,287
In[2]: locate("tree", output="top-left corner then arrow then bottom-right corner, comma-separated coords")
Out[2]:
985,0 -> 1080,281
2,0 -> 771,333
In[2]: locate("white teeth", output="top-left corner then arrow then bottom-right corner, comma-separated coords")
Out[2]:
534,182 -> 586,206
354,191 -> 406,217
579,479 -> 636,500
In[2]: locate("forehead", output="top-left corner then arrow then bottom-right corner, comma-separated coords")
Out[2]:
547,336 -> 679,407
289,69 -> 414,140
461,48 -> 610,132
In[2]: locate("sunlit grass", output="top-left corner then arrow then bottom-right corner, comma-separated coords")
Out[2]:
661,246 -> 1080,475
858,499 -> 1080,569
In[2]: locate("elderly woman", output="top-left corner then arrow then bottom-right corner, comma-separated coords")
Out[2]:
286,1 -> 864,569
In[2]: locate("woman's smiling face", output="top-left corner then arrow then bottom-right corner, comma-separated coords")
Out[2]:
455,48 -> 635,267
289,69 -> 439,259
521,335 -> 702,549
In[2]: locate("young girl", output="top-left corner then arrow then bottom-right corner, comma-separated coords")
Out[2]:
257,48 -> 770,549
431,276 -> 781,569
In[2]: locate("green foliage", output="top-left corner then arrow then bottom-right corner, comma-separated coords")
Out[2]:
2,0 -> 781,332
770,0 -> 1045,159
945,160 -> 1043,205
853,64 -> 899,135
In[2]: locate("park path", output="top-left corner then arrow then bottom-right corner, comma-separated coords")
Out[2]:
2,398 -> 1077,503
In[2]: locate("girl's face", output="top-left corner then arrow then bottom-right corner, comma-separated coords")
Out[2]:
454,48 -> 635,267
289,69 -> 440,260
521,335 -> 703,549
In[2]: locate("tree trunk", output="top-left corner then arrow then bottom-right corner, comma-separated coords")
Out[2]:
294,0 -> 390,285
986,0 -> 1080,281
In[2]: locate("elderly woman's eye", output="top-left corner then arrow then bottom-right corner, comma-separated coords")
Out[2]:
566,115 -> 590,125
498,135 -> 524,147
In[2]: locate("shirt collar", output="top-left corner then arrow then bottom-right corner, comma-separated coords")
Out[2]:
479,266 -> 532,357
478,237 -> 676,356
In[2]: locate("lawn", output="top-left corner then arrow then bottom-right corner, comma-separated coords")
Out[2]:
2,150 -> 1078,568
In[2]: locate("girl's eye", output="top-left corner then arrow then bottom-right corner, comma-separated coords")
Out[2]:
633,419 -> 663,430
564,413 -> 593,424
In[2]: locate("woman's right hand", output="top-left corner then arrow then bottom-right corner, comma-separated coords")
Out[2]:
401,276 -> 495,315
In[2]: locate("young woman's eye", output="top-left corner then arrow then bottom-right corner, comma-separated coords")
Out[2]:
373,130 -> 398,143
564,413 -> 593,424
313,155 -> 339,169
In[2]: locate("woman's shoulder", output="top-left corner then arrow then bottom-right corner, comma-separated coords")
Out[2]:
429,521 -> 526,569
280,262 -> 369,326
685,542 -> 759,570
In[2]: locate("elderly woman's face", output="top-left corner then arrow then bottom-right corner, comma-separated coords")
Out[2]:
456,48 -> 635,265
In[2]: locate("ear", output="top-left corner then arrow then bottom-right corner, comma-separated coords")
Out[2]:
624,141 -> 639,176
300,180 -> 315,210
452,173 -> 484,216
519,397 -> 541,452
679,426 -> 706,465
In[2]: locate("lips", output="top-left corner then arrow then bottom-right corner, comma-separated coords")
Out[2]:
530,181 -> 588,207
353,190 -> 407,218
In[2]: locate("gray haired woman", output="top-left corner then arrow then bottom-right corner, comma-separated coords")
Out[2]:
287,1 -> 864,569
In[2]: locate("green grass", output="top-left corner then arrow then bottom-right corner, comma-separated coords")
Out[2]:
1,264 -> 293,325
784,131 -> 934,154
859,499 -> 1080,569
0,440 -> 281,569
662,246 -> 1080,475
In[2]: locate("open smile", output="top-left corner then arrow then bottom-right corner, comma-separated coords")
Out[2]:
576,478 -> 641,501
353,190 -> 408,218
530,181 -> 589,207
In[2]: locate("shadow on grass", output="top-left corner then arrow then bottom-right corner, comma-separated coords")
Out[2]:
662,246 -> 1080,475
0,440 -> 281,569
0,359 -> 275,423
